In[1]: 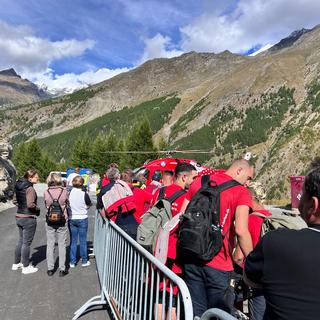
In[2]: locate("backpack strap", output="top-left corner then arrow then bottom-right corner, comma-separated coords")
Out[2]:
47,188 -> 64,201
216,180 -> 241,193
158,187 -> 166,201
210,179 -> 241,230
251,211 -> 268,219
201,175 -> 210,188
166,189 -> 187,204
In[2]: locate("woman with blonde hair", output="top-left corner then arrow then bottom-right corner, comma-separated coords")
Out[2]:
44,172 -> 69,276
69,175 -> 92,268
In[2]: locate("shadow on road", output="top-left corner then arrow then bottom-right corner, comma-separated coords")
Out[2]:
31,244 -> 47,266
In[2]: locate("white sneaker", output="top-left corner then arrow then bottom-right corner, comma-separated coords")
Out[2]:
22,265 -> 38,274
81,261 -> 91,267
12,263 -> 23,271
69,263 -> 76,268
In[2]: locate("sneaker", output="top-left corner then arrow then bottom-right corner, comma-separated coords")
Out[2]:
22,265 -> 38,274
12,263 -> 23,271
69,263 -> 76,268
47,270 -> 54,276
59,270 -> 68,277
81,261 -> 91,267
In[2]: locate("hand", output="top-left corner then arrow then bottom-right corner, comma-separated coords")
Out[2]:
35,207 -> 40,216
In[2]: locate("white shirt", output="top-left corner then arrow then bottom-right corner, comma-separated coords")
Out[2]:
69,188 -> 90,219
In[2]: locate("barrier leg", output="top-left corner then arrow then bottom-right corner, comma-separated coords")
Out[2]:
198,308 -> 237,320
72,294 -> 107,320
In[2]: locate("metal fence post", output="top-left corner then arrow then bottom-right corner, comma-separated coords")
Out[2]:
199,308 -> 238,320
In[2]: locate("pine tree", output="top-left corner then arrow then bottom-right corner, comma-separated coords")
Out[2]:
117,139 -> 126,170
106,131 -> 120,165
125,119 -> 158,168
12,139 -> 57,180
39,153 -> 56,181
12,143 -> 28,177
91,133 -> 109,175
70,134 -> 93,168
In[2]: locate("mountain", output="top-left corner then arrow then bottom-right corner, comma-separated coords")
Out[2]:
3,24 -> 320,200
0,68 -> 49,107
269,27 -> 313,52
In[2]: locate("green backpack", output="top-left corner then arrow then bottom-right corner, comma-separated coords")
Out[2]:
253,207 -> 307,237
137,187 -> 186,252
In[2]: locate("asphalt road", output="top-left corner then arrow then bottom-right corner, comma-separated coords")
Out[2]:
0,185 -> 110,320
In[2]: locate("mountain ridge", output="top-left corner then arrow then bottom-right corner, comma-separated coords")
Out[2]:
3,24 -> 320,200
0,68 -> 50,107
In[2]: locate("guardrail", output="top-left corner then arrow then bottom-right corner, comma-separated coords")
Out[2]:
73,211 -> 194,320
197,308 -> 237,320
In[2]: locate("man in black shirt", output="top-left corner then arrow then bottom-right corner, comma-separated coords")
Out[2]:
245,163 -> 320,320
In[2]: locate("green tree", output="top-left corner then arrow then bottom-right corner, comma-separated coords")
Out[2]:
91,133 -> 109,175
125,119 -> 158,168
38,152 -> 57,180
70,134 -> 93,168
106,131 -> 120,165
117,139 -> 127,170
12,143 -> 28,177
12,139 -> 57,180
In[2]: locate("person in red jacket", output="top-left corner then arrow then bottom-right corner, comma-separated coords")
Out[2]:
121,169 -> 153,225
154,162 -> 198,320
234,182 -> 270,320
180,159 -> 254,317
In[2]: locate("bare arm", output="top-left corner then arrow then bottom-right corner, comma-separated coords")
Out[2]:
233,242 -> 245,267
180,198 -> 190,214
235,205 -> 253,257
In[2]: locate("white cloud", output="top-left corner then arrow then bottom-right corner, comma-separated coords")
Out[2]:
0,20 -> 95,75
180,0 -> 320,54
138,33 -> 184,64
27,67 -> 131,94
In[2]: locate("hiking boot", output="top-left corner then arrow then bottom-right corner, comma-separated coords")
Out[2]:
47,270 -> 54,276
11,263 -> 23,271
59,270 -> 68,277
81,261 -> 91,267
22,265 -> 38,274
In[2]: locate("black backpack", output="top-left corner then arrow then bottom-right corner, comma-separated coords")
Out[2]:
177,175 -> 240,263
46,188 -> 66,227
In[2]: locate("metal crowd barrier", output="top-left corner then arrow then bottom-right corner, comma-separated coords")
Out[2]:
73,211 -> 194,320
197,309 -> 237,320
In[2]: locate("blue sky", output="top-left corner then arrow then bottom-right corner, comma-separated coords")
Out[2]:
0,0 -> 319,92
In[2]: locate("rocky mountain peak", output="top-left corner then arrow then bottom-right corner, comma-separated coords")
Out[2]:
0,68 -> 19,77
270,27 -> 312,51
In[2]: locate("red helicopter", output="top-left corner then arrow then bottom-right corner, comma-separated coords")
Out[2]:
134,157 -> 225,185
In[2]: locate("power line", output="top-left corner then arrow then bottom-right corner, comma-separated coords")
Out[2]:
99,150 -> 215,154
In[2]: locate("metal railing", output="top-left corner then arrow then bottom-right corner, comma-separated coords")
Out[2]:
73,211 -> 193,320
197,309 -> 237,320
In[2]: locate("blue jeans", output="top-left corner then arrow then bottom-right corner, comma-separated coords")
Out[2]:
249,291 -> 266,320
183,264 -> 232,317
69,218 -> 88,264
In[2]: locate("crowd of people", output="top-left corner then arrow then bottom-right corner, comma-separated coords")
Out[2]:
12,169 -> 92,276
11,157 -> 320,319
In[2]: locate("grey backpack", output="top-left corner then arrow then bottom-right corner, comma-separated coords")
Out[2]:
137,187 -> 186,252
253,207 -> 307,237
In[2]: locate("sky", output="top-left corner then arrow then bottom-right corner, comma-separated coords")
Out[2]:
0,0 -> 320,92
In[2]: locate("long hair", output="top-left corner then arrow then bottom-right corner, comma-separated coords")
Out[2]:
23,169 -> 38,179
